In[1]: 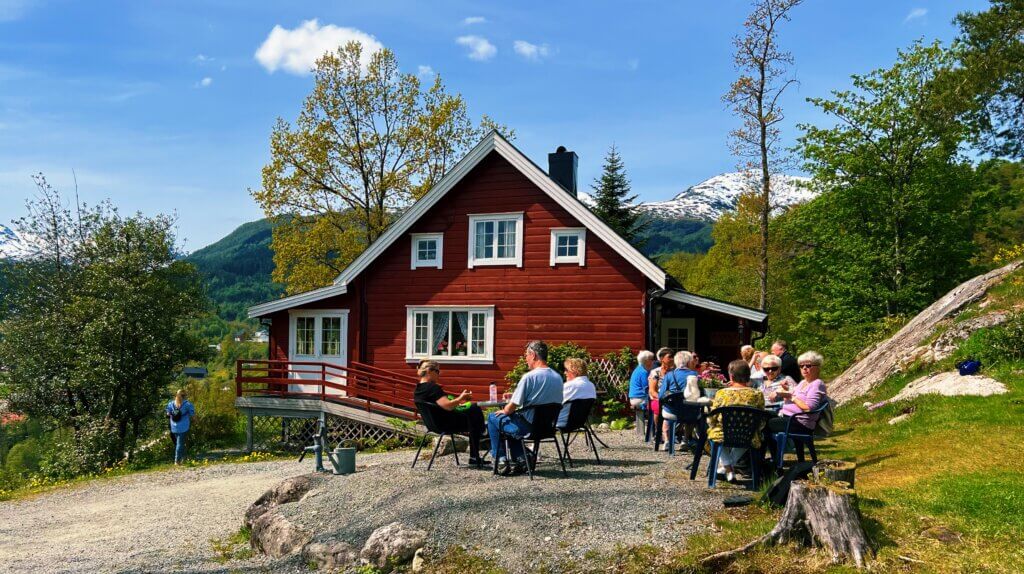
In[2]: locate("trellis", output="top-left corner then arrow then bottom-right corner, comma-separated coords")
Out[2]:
248,414 -> 416,453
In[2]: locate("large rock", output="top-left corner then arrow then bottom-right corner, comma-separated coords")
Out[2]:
244,474 -> 318,529
251,509 -> 312,558
891,372 -> 1008,403
830,260 -> 1022,404
302,539 -> 359,570
360,522 -> 427,568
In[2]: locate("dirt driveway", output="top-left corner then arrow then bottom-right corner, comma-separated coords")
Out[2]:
0,459 -> 307,573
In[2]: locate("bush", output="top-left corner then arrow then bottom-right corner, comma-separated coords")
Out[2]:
37,420 -> 121,481
504,342 -> 591,388
182,375 -> 243,450
4,438 -> 42,476
955,312 -> 1024,367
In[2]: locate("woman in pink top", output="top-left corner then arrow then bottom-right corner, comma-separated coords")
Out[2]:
767,351 -> 827,436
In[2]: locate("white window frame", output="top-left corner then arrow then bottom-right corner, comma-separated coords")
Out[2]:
405,305 -> 495,364
550,227 -> 586,266
288,309 -> 349,362
467,212 -> 524,268
410,232 -> 443,269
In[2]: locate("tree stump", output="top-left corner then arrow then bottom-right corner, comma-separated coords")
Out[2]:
702,478 -> 874,568
813,459 -> 857,489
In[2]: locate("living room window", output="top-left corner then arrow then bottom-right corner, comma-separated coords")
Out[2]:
406,306 -> 495,363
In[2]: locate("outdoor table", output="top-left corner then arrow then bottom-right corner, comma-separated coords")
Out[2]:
765,401 -> 784,412
477,400 -> 507,409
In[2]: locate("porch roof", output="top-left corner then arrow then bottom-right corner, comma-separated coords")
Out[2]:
659,289 -> 768,326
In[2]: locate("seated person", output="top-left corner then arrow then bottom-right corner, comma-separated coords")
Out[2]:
557,357 -> 598,428
629,350 -> 654,409
487,341 -> 564,474
760,354 -> 795,402
659,351 -> 701,442
767,351 -> 828,437
706,360 -> 766,483
414,360 -> 485,465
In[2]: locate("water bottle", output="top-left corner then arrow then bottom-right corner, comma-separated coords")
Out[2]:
489,383 -> 497,403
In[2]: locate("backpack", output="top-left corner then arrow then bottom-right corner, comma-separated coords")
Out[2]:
813,398 -> 835,438
170,404 -> 184,422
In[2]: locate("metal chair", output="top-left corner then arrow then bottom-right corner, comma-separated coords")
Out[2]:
706,405 -> 772,490
492,403 -> 567,480
412,400 -> 482,470
556,398 -> 600,466
772,400 -> 831,469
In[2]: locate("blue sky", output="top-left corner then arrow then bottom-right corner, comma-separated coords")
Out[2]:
0,0 -> 988,251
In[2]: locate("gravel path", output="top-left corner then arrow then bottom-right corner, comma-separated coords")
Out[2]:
281,431 -> 730,572
0,431 -> 731,573
0,459 -> 308,573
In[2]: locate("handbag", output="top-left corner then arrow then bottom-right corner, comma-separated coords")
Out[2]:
956,359 -> 981,376
813,398 -> 835,438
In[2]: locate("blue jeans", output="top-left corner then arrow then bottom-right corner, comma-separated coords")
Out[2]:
172,431 -> 187,463
487,412 -> 530,460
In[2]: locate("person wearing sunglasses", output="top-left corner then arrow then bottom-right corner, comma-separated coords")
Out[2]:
767,351 -> 828,437
414,360 -> 485,466
760,354 -> 795,402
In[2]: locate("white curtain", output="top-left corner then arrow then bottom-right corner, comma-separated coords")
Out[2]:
431,312 -> 450,355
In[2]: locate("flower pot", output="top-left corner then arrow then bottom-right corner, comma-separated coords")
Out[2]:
703,388 -> 718,399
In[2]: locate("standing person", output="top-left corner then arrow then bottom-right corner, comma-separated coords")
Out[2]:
414,360 -> 486,465
772,339 -> 801,383
487,341 -> 564,475
166,389 -> 195,465
706,360 -> 765,483
557,358 -> 597,427
629,351 -> 655,436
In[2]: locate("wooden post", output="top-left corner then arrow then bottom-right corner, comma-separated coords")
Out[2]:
245,410 -> 254,453
236,360 -> 243,397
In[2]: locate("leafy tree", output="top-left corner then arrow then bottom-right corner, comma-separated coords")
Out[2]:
590,145 -> 644,243
794,42 -> 977,324
0,176 -> 207,465
942,1 -> 1024,158
970,159 -> 1024,263
723,0 -> 803,311
253,42 -> 510,293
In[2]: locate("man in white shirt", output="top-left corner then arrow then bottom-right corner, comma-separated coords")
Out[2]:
557,357 -> 597,427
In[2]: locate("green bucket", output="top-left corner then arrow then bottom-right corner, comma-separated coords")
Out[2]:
330,447 -> 356,475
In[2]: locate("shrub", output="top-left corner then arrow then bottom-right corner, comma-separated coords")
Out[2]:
504,341 -> 591,388
4,437 -> 42,476
181,375 -> 242,450
955,312 -> 1024,367
37,420 -> 121,481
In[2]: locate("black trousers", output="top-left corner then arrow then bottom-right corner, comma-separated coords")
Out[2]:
449,404 -> 485,458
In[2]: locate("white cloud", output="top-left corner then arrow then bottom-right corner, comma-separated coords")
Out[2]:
462,16 -> 486,25
193,54 -> 214,64
513,40 -> 550,61
904,8 -> 927,23
196,77 -> 213,88
255,19 -> 384,75
627,58 -> 639,71
455,35 -> 496,61
417,65 -> 435,79
0,0 -> 34,22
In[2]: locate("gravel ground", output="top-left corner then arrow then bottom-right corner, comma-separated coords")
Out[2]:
280,431 -> 730,572
0,431 -> 732,574
0,459 -> 308,573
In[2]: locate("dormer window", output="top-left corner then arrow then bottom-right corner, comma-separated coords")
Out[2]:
550,228 -> 586,266
467,213 -> 523,268
410,233 -> 443,269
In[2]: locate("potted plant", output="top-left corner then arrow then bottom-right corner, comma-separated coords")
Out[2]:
454,341 -> 467,356
699,363 -> 727,398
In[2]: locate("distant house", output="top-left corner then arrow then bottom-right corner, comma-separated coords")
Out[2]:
182,366 -> 208,379
247,132 -> 767,394
250,330 -> 270,344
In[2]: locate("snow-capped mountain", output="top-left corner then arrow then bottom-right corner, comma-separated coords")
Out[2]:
580,172 -> 815,222
0,224 -> 37,259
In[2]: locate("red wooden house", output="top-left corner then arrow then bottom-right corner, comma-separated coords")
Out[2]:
246,132 -> 766,400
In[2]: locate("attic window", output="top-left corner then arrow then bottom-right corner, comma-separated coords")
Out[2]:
549,228 -> 586,266
411,233 -> 443,269
467,213 -> 523,268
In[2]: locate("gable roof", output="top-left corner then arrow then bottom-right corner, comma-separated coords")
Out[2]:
250,132 -> 666,317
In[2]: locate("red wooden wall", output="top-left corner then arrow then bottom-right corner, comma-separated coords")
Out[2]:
268,151 -> 650,393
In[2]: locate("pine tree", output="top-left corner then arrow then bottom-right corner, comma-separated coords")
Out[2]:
590,145 -> 644,243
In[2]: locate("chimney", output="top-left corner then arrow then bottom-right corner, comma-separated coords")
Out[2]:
548,145 -> 578,196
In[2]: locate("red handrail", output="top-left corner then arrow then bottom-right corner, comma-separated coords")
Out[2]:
234,359 -> 419,420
